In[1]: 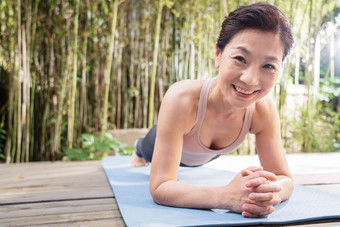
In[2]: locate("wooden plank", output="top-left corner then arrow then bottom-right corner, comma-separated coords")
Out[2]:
32,219 -> 125,227
0,198 -> 125,227
0,180 -> 113,205
0,161 -> 114,204
0,210 -> 124,227
0,198 -> 117,218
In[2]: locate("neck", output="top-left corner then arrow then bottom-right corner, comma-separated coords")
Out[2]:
207,79 -> 245,118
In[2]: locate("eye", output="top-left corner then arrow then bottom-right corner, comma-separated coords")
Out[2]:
264,64 -> 276,70
235,56 -> 246,64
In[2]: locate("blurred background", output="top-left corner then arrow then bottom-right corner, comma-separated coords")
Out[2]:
0,0 -> 339,163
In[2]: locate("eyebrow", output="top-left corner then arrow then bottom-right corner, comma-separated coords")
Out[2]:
233,46 -> 280,62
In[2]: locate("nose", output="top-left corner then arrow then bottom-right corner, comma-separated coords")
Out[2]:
239,67 -> 260,87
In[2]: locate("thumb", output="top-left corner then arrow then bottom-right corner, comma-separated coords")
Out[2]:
246,166 -> 263,172
241,169 -> 252,177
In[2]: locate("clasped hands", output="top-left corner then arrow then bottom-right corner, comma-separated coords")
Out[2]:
227,166 -> 282,218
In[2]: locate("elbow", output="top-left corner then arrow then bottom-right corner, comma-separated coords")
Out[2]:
150,186 -> 169,206
150,186 -> 161,204
149,181 -> 173,206
149,182 -> 165,205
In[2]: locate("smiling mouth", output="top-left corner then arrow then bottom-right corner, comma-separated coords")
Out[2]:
232,84 -> 259,96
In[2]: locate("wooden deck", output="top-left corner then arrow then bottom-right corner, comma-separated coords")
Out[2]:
1,152 -> 340,226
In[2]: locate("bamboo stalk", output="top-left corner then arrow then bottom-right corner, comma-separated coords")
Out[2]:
222,0 -> 228,16
4,0 -> 13,163
143,1 -> 150,128
127,5 -> 134,128
16,0 -> 22,163
134,9 -> 143,128
159,13 -> 170,103
28,0 -> 40,161
68,0 -> 80,148
52,1 -> 67,157
313,33 -> 320,105
21,25 -> 28,162
23,0 -> 31,162
330,23 -> 335,80
100,0 -> 119,139
148,0 -> 164,129
116,30 -> 123,129
294,41 -> 300,85
78,1 -> 90,137
110,24 -> 118,126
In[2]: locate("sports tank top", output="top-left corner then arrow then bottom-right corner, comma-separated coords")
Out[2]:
181,77 -> 254,166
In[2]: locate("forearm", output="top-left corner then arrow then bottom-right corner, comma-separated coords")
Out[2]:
276,175 -> 294,201
151,180 -> 227,210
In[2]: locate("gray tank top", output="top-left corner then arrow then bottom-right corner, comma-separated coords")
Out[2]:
181,78 -> 254,166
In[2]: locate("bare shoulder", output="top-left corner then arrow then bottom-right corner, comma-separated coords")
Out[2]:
158,80 -> 204,133
166,79 -> 204,96
250,95 -> 279,134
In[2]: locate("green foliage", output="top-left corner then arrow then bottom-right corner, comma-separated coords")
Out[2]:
318,78 -> 340,150
319,78 -> 340,104
285,79 -> 340,153
63,133 -> 134,161
287,107 -> 338,153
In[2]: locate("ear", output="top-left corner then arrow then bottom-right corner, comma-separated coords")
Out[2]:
215,43 -> 221,69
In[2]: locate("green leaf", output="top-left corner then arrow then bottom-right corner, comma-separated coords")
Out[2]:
49,0 -> 57,7
81,134 -> 95,148
65,148 -> 89,161
101,1 -> 109,16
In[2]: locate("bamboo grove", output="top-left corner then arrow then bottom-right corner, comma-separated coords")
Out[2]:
0,0 -> 339,163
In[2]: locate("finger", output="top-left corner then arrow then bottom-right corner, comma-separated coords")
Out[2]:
249,192 -> 274,202
246,170 -> 278,182
242,206 -> 276,218
272,195 -> 282,205
245,177 -> 268,188
242,203 -> 275,217
253,184 -> 282,193
249,193 -> 282,207
249,200 -> 278,207
242,211 -> 261,218
241,166 -> 263,177
241,169 -> 252,177
245,166 -> 263,172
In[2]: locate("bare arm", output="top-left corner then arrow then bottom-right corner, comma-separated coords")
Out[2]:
242,96 -> 294,217
255,96 -> 294,200
149,83 -> 224,209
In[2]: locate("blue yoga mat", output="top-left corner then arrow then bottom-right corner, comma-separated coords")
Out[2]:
102,156 -> 340,227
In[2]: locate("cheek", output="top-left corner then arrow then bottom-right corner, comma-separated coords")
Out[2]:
262,75 -> 278,89
218,61 -> 239,78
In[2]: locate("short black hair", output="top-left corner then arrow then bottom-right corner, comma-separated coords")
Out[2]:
217,2 -> 293,61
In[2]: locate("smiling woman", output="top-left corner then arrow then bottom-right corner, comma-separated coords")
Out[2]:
214,29 -> 284,109
131,2 -> 294,218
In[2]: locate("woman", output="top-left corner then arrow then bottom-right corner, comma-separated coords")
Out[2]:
132,2 -> 294,218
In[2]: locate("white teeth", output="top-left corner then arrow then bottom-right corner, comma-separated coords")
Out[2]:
234,85 -> 255,95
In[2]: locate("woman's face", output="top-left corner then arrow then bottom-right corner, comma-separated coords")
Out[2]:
215,29 -> 284,109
